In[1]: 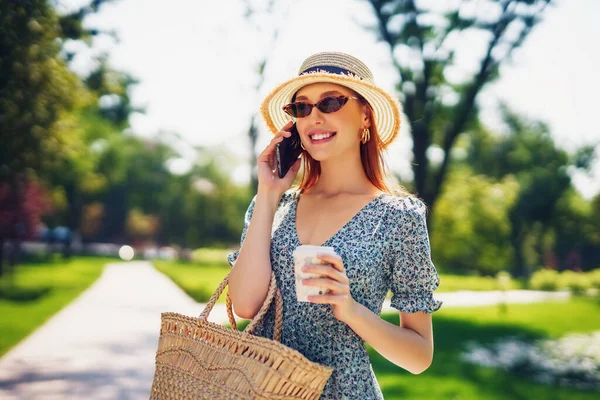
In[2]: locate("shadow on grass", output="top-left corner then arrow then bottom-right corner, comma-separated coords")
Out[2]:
0,286 -> 52,302
371,313 -> 597,400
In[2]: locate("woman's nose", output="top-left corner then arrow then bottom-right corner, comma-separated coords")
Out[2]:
306,107 -> 326,124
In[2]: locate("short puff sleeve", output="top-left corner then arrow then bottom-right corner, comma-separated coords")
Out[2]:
226,195 -> 256,267
388,197 -> 442,314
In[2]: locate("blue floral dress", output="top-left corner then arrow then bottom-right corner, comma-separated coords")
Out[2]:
227,190 -> 442,399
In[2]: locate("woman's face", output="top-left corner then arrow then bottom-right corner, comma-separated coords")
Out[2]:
293,83 -> 370,162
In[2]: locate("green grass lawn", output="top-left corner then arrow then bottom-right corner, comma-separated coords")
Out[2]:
372,298 -> 600,399
0,256 -> 113,357
153,260 -> 231,303
438,273 -> 523,292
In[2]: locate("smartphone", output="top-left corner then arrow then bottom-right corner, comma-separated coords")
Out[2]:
275,123 -> 303,179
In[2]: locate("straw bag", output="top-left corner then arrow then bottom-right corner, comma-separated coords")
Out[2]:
149,271 -> 333,399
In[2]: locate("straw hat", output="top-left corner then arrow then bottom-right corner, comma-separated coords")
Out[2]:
260,51 -> 402,149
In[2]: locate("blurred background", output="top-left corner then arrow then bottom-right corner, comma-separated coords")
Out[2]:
0,0 -> 599,399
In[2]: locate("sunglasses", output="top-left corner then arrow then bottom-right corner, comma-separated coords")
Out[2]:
282,95 -> 359,118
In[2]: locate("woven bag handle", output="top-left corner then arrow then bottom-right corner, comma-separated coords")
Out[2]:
199,271 -> 283,341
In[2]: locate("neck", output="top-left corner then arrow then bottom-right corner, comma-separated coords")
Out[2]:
307,149 -> 375,196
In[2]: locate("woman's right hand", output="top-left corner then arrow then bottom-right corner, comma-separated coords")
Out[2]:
257,121 -> 302,196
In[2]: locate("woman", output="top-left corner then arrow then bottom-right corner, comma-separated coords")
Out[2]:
227,51 -> 442,399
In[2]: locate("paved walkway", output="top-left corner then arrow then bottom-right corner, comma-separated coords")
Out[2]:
0,261 -> 570,399
0,262 -> 235,400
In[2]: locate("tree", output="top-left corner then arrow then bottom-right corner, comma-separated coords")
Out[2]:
0,177 -> 53,276
365,0 -> 553,215
430,165 -> 518,275
126,208 -> 159,244
0,0 -> 91,272
52,0 -> 143,246
0,1 -> 88,178
86,135 -> 174,243
467,105 -> 574,277
552,189 -> 600,271
0,0 -> 143,269
83,55 -> 142,130
180,145 -> 251,248
0,0 -> 116,180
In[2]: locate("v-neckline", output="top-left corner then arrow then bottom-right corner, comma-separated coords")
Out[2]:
291,191 -> 386,247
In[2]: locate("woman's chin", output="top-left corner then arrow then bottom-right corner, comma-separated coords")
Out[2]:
306,152 -> 329,162
307,147 -> 354,163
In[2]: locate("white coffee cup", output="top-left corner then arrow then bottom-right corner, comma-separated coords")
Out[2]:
293,245 -> 337,302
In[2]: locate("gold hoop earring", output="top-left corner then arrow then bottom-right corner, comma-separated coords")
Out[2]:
361,128 -> 371,144
300,141 -> 306,150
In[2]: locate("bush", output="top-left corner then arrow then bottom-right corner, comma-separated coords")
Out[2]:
589,269 -> 600,290
529,269 -> 596,294
432,273 -> 522,292
560,271 -> 592,295
190,248 -> 230,266
529,269 -> 560,291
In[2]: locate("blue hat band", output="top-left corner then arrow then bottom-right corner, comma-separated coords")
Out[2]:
300,65 -> 362,79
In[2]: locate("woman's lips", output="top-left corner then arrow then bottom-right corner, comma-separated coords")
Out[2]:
310,132 -> 336,145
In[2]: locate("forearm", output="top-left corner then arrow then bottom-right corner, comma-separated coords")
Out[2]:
344,302 -> 433,374
228,191 -> 280,319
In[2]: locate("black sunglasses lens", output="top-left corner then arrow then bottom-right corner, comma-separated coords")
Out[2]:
318,96 -> 348,113
286,103 -> 312,118
296,103 -> 313,117
284,103 -> 306,118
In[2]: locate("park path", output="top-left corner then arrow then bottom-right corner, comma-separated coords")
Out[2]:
0,261 -> 570,399
0,261 -> 235,400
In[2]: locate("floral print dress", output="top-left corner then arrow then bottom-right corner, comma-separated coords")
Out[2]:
227,190 -> 442,399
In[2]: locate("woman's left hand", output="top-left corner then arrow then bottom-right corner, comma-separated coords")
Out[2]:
302,253 -> 357,322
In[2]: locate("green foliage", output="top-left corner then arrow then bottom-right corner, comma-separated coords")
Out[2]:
126,208 -> 159,241
431,166 -> 518,275
466,106 -> 580,276
590,269 -> 600,290
190,248 -> 232,266
85,58 -> 143,128
559,271 -> 591,295
165,146 -> 251,248
57,0 -> 115,43
438,273 -> 522,292
44,119 -> 254,246
529,269 -> 597,294
0,0 -> 93,179
553,189 -> 600,271
0,0 -> 134,261
529,269 -> 560,291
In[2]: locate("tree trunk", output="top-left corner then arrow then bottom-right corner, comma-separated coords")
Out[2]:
249,116 -> 259,194
411,120 -> 429,200
9,238 -> 21,270
65,183 -> 80,258
5,175 -> 22,275
510,216 -> 528,279
0,238 -> 4,277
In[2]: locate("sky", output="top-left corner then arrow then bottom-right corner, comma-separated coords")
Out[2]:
60,0 -> 600,198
